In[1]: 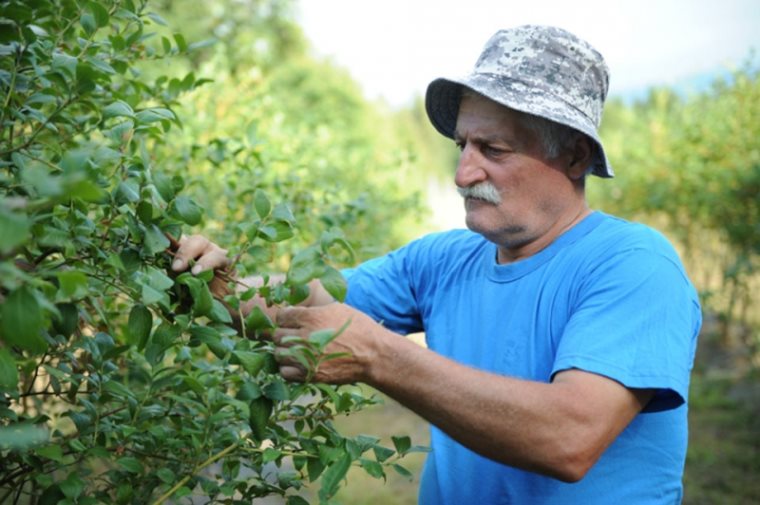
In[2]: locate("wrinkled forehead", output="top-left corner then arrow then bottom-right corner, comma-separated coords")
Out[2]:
455,92 -> 541,148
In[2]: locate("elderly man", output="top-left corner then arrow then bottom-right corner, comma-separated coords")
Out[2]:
174,25 -> 701,504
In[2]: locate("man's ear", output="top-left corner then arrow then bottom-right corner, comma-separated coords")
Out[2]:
567,136 -> 594,180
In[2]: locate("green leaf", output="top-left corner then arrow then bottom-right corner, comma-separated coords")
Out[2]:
359,458 -> 385,479
263,379 -> 290,401
34,444 -> 64,463
56,270 -> 89,299
232,350 -> 267,376
307,456 -> 325,482
143,224 -> 170,255
52,52 -> 77,78
117,456 -> 144,473
271,203 -> 296,223
173,195 -> 203,225
254,189 -> 271,219
262,447 -> 281,464
286,496 -> 311,505
287,247 -> 324,286
103,379 -> 136,400
156,467 -> 175,484
308,328 -> 338,350
189,325 -> 228,358
103,100 -> 135,119
152,322 -> 180,347
146,266 -> 174,291
319,266 -> 347,302
319,451 -> 352,501
0,348 -> 19,391
208,299 -> 232,323
0,208 -> 30,254
248,397 -> 272,441
258,221 -> 294,243
60,472 -> 85,498
244,305 -> 275,331
187,38 -> 216,52
153,172 -> 175,201
235,381 -> 262,401
147,12 -> 168,26
173,32 -> 187,52
135,107 -> 175,124
127,304 -> 152,349
0,286 -> 47,354
80,11 -> 97,35
372,445 -> 394,463
141,283 -> 167,306
116,179 -> 140,203
178,276 -> 214,316
88,1 -> 110,27
392,463 -> 414,480
391,435 -> 411,455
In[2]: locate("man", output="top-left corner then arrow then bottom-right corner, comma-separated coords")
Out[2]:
173,25 -> 702,504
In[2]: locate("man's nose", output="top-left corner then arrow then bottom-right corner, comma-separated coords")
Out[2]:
455,144 -> 487,188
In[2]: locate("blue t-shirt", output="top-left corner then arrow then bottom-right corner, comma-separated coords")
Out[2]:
343,212 -> 701,505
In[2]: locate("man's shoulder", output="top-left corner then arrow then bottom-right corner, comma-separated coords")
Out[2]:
588,212 -> 680,258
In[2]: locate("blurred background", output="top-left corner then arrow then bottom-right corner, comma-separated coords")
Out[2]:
144,0 -> 760,502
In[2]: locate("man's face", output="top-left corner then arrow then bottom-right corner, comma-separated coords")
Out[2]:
453,93 -> 580,259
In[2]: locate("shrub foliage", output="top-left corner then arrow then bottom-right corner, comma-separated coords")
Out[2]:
0,1 -> 424,503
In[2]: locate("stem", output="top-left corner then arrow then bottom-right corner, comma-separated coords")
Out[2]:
0,487 -> 14,504
0,96 -> 75,157
0,49 -> 20,141
151,442 -> 240,505
24,351 -> 47,396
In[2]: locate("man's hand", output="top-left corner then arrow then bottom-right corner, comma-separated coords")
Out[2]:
272,303 -> 385,384
170,234 -> 234,299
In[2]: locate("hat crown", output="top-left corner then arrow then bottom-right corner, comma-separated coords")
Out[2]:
474,25 -> 609,128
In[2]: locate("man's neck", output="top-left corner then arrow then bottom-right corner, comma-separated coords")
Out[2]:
496,205 -> 592,264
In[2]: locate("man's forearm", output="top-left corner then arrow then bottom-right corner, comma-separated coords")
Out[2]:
364,326 -> 651,482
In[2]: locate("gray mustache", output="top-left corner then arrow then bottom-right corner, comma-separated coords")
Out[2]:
457,183 -> 502,205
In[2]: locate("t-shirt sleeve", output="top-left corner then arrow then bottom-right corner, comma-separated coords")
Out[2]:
342,238 -> 431,335
552,248 -> 701,411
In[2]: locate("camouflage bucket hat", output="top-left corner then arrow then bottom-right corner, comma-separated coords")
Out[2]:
425,25 -> 614,178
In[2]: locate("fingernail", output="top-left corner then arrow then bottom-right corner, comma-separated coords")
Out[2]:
191,264 -> 202,275
172,259 -> 183,270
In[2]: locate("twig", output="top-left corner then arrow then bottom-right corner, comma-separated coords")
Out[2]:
151,442 -> 240,505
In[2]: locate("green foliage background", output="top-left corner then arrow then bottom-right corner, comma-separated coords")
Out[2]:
0,0 -> 758,503
0,1 -> 428,503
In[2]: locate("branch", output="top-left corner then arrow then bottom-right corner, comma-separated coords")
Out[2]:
150,442 -> 240,505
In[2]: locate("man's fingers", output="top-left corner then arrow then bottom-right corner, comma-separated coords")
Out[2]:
279,365 -> 306,382
190,248 -> 229,275
275,305 -> 308,328
271,327 -> 304,345
275,346 -> 309,382
171,235 -> 229,273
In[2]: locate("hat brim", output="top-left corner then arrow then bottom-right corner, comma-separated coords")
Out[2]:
425,75 -> 614,178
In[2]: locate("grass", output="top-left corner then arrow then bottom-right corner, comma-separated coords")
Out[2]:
683,372 -> 760,504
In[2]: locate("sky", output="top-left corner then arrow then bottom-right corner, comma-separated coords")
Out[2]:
295,0 -> 760,107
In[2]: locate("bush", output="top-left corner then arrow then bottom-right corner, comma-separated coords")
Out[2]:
0,1 -> 422,503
